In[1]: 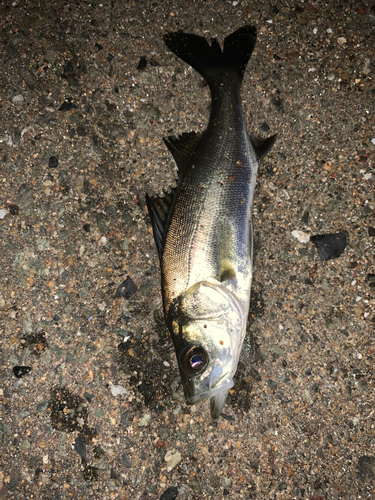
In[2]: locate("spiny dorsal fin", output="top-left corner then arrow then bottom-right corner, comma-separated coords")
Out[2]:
146,190 -> 175,261
146,132 -> 202,261
250,133 -> 277,161
163,131 -> 201,175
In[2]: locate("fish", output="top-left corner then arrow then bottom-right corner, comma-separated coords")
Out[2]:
146,25 -> 277,419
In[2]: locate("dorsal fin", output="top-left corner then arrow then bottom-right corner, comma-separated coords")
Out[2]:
163,131 -> 201,174
146,190 -> 175,260
146,132 -> 202,261
250,133 -> 277,161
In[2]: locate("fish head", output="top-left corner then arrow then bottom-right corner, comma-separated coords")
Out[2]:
170,280 -> 246,418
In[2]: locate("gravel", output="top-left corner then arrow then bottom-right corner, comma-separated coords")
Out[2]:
0,1 -> 374,499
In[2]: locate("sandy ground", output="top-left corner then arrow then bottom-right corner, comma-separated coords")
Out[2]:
0,0 -> 375,499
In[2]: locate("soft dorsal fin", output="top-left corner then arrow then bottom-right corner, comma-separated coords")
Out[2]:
146,132 -> 202,261
250,133 -> 277,161
163,131 -> 201,174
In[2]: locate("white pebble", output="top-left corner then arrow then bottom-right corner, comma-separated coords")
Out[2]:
313,28 -> 318,34
110,384 -> 128,397
364,312 -> 370,318
364,173 -> 372,180
0,209 -> 7,219
12,94 -> 24,106
356,296 -> 362,302
163,361 -> 170,367
266,19 -> 273,24
326,28 -> 333,33
351,280 -> 357,286
356,353 -> 362,360
308,67 -> 316,72
337,37 -> 347,45
371,138 -> 375,145
291,230 -> 310,243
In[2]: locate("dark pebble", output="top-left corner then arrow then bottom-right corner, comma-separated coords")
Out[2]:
58,99 -> 77,111
13,366 -> 32,378
84,392 -> 94,403
158,424 -> 170,440
74,434 -> 87,460
357,455 -> 375,482
8,204 -> 20,215
311,382 -> 320,393
96,212 -> 107,233
221,413 -> 234,422
267,379 -> 277,391
83,223 -> 91,232
122,453 -> 131,468
137,57 -> 147,71
77,126 -> 87,136
368,227 -> 375,237
310,230 -> 348,261
115,276 -> 137,298
159,486 -> 178,500
58,170 -> 70,187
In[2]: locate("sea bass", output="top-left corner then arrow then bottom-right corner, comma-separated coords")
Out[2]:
146,25 -> 276,418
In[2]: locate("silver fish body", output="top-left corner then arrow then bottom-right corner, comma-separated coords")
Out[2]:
146,26 -> 276,418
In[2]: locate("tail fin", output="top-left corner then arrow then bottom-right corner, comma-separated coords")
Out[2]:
164,25 -> 257,85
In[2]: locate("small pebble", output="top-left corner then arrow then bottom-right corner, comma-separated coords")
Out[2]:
291,230 -> 310,243
13,366 -> 32,378
164,449 -> 182,472
115,276 -> 137,298
110,385 -> 128,397
160,486 -> 178,500
49,156 -> 58,168
12,95 -> 24,106
310,231 -> 348,261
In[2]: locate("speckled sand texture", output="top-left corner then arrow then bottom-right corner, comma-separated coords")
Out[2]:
0,1 -> 374,499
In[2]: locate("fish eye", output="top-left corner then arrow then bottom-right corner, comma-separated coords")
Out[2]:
180,346 -> 208,374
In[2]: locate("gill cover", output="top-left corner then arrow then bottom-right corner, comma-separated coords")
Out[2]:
172,281 -> 246,413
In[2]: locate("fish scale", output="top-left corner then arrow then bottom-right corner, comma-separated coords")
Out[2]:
146,25 -> 277,418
